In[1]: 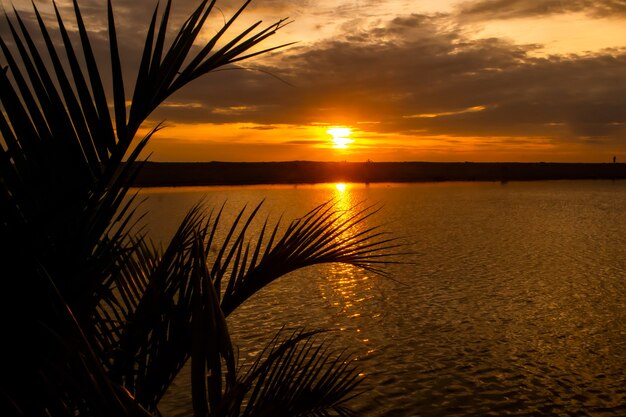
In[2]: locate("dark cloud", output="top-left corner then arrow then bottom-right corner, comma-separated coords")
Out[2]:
152,12 -> 626,146
457,0 -> 626,20
3,1 -> 626,160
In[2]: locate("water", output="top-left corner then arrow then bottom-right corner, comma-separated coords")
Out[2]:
136,181 -> 626,416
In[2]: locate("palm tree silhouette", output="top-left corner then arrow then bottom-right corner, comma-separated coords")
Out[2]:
0,1 -> 396,415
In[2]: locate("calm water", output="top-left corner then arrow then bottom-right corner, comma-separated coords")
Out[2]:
137,181 -> 626,417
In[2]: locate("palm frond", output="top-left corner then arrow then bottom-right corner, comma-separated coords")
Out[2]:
107,0 -> 127,144
102,206 -> 209,410
2,263 -> 152,417
1,1 -> 294,415
70,0 -> 116,155
218,200 -> 402,315
0,1 -> 401,416
95,198 -> 398,413
0,0 -> 293,312
191,232 -> 237,416
125,0 -> 292,135
236,328 -> 363,417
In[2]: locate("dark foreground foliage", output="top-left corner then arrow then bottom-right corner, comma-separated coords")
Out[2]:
0,1 -> 396,416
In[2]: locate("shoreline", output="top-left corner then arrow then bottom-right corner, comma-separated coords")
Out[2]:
131,161 -> 626,187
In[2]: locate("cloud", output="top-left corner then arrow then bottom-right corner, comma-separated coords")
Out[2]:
403,105 -> 488,119
457,0 -> 626,20
3,1 -> 626,160
155,12 -> 625,145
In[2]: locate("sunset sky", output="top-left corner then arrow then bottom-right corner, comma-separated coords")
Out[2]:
9,0 -> 626,162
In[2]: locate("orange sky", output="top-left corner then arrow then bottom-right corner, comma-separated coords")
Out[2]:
7,0 -> 626,162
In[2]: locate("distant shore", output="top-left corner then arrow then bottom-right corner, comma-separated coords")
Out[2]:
131,161 -> 626,187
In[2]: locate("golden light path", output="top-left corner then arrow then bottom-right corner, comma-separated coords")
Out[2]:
319,183 -> 377,357
327,127 -> 353,149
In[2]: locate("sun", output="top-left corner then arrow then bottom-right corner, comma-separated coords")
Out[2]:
327,127 -> 354,149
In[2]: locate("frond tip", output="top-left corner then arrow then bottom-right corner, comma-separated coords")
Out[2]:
236,328 -> 364,417
211,200 -> 401,315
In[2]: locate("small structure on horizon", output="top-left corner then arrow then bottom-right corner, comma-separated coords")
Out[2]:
613,155 -> 617,163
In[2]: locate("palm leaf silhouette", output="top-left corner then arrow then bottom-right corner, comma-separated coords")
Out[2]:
0,1 -> 396,416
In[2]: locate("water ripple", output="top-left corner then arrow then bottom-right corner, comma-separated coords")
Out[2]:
145,181 -> 626,416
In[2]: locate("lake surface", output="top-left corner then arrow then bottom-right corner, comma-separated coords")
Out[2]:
137,181 -> 626,416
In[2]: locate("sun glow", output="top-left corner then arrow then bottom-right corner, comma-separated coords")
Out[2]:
327,127 -> 354,149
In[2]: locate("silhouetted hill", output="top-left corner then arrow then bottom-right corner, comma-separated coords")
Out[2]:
131,162 -> 626,187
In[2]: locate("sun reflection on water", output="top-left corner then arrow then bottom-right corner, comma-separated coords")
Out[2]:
318,182 -> 380,353
332,182 -> 353,213
320,263 -> 378,348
